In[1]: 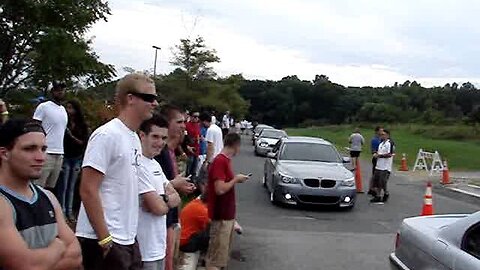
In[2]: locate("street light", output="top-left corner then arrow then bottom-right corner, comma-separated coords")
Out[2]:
152,45 -> 161,78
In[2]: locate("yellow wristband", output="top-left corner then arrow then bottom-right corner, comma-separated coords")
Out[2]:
98,235 -> 113,246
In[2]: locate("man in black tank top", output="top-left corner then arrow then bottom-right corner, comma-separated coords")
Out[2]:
0,119 -> 82,269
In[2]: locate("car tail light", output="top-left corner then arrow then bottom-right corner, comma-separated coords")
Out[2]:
395,232 -> 400,250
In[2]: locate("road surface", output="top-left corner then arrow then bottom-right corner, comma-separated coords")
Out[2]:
228,137 -> 480,270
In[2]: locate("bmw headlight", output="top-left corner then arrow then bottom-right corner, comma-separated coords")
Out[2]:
279,173 -> 299,184
341,177 -> 355,187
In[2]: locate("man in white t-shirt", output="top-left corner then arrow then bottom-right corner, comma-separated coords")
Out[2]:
200,112 -> 223,164
221,111 -> 230,138
371,129 -> 395,204
137,115 -> 181,270
33,82 -> 68,189
76,73 -> 159,270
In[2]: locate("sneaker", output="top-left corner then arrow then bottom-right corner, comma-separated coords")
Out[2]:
382,193 -> 390,203
370,196 -> 382,203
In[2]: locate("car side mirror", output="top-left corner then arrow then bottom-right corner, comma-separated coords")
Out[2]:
267,152 -> 277,159
342,157 -> 351,163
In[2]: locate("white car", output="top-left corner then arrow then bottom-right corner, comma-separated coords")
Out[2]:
390,211 -> 480,270
254,129 -> 287,156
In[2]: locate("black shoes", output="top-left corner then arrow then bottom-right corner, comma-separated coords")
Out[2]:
382,193 -> 390,203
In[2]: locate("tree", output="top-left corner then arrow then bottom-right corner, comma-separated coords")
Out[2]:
0,0 -> 115,96
170,36 -> 220,80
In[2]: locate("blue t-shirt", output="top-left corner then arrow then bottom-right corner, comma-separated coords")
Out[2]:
371,136 -> 381,154
200,126 -> 208,155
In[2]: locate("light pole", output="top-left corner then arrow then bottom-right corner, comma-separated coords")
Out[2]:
152,45 -> 161,78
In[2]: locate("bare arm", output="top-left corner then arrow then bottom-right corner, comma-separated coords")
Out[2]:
0,197 -> 66,270
214,174 -> 248,196
44,191 -> 82,270
79,167 -> 109,241
141,192 -> 169,216
206,142 -> 214,163
165,182 -> 181,208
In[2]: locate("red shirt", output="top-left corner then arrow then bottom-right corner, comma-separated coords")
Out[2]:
180,198 -> 209,246
207,153 -> 235,220
185,121 -> 201,156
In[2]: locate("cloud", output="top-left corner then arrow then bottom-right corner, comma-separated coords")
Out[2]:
89,0 -> 480,87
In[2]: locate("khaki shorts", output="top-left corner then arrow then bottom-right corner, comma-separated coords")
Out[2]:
206,220 -> 235,268
35,154 -> 63,188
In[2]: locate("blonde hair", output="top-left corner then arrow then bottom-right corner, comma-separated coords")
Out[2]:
115,73 -> 154,108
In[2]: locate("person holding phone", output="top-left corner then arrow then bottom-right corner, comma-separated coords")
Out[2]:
205,133 -> 249,270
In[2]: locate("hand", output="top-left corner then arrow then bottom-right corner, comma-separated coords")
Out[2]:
101,242 -> 113,258
51,237 -> 67,254
172,174 -> 196,194
235,174 -> 249,183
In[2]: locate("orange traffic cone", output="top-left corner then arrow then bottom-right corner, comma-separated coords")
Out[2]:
399,153 -> 408,171
421,181 -> 434,216
442,160 -> 450,185
355,160 -> 363,193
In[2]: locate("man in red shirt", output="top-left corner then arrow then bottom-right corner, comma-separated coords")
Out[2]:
185,111 -> 201,178
206,133 -> 248,270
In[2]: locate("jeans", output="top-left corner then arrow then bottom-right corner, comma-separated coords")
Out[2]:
186,156 -> 198,179
60,157 -> 82,217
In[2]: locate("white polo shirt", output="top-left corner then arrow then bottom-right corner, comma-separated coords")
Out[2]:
33,101 -> 68,154
206,123 -> 223,161
375,139 -> 394,172
137,155 -> 169,262
76,118 -> 141,245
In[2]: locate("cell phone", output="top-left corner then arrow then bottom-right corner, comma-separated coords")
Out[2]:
247,173 -> 253,177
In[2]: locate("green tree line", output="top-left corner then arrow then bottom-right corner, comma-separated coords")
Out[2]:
239,76 -> 480,127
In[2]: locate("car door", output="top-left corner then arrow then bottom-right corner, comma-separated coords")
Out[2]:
454,222 -> 480,270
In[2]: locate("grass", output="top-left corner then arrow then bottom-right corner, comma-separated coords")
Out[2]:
286,125 -> 480,171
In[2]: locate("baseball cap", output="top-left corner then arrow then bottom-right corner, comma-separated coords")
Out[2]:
0,119 -> 45,148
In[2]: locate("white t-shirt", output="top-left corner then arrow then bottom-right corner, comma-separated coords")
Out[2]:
137,155 -> 168,261
206,124 -> 223,161
33,101 -> 68,154
222,115 -> 230,129
376,139 -> 394,172
76,118 -> 141,245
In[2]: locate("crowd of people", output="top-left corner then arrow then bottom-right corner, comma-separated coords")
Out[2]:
348,126 -> 395,204
0,73 -> 250,270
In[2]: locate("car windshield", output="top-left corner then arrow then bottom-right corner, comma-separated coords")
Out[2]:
261,130 -> 286,139
279,142 -> 341,163
255,126 -> 271,133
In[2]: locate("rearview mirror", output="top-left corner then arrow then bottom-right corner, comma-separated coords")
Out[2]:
342,157 -> 351,163
267,152 -> 276,159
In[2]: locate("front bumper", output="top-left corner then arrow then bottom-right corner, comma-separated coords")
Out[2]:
273,182 -> 356,207
389,253 -> 410,270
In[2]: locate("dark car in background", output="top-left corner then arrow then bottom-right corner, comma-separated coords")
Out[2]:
263,136 -> 355,209
255,129 -> 288,156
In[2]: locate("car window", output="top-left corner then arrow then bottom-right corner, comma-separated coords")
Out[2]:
279,142 -> 341,163
260,130 -> 286,139
462,222 -> 480,259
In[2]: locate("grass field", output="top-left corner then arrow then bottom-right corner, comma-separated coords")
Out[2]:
286,125 -> 480,171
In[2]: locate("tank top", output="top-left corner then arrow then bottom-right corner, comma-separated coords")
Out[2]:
0,183 -> 58,249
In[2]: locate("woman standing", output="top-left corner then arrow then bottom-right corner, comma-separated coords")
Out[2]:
61,100 -> 89,221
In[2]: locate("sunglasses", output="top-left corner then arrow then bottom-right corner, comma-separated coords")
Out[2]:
128,92 -> 158,103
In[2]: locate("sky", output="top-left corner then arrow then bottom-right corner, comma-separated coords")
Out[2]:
89,0 -> 480,87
